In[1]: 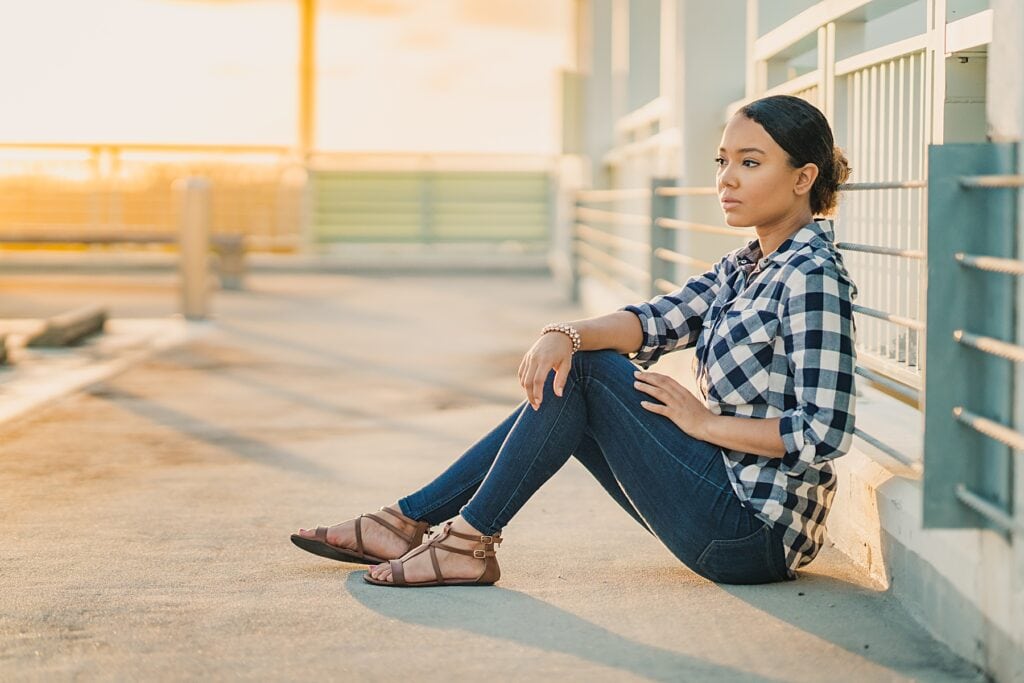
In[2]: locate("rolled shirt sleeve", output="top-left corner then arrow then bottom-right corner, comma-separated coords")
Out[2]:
778,263 -> 857,477
619,259 -> 723,369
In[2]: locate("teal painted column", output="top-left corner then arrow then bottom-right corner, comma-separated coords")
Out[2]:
924,143 -> 1018,530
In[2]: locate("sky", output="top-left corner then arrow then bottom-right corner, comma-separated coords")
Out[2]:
0,0 -> 574,153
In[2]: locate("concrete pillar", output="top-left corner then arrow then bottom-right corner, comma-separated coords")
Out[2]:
580,0 -> 617,189
176,178 -> 211,320
671,0 -> 748,263
298,0 -> 317,160
628,0 -> 661,111
989,1 -> 1024,680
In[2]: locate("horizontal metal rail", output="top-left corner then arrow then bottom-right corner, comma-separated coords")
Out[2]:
656,217 -> 750,238
574,241 -> 650,284
955,252 -> 1024,276
575,206 -> 649,227
577,259 -> 647,301
654,186 -> 716,197
955,484 -> 1023,533
952,406 -> 1024,452
840,180 -> 928,190
654,278 -> 681,294
647,180 -> 929,198
653,247 -> 713,271
958,174 -> 1024,189
954,330 -> 1024,363
835,242 -> 926,259
855,365 -> 920,404
574,223 -> 651,254
853,428 -> 920,468
852,304 -> 926,331
577,188 -> 652,202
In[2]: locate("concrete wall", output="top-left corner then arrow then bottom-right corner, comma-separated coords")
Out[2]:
569,1 -> 1023,680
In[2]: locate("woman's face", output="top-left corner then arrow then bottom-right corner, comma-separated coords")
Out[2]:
715,114 -> 816,230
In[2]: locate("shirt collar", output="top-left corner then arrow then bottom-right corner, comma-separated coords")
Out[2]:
736,218 -> 836,270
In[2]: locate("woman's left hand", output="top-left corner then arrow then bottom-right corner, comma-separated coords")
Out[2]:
633,370 -> 713,439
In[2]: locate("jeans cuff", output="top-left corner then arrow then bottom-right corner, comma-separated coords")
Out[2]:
397,496 -> 421,521
458,506 -> 503,537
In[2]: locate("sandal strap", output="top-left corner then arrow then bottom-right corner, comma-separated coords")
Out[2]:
389,558 -> 407,586
446,527 -> 502,545
314,526 -> 329,542
362,512 -> 410,544
369,509 -> 432,549
431,541 -> 497,559
354,517 -> 365,556
428,545 -> 443,583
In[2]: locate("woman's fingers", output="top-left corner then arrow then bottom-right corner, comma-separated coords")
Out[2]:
552,361 -> 568,397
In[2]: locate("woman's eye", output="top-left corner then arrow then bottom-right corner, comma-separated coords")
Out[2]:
715,157 -> 758,168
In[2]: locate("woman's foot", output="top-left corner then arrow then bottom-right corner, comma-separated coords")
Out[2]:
294,503 -> 427,561
366,516 -> 501,585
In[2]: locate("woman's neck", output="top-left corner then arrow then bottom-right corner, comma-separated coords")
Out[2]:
754,209 -> 814,260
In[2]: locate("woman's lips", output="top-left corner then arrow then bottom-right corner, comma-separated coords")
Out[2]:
720,199 -> 741,210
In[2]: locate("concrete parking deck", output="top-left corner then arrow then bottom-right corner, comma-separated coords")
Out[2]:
0,272 -> 985,681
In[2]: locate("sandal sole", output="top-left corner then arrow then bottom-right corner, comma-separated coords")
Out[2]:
362,572 -> 496,587
290,534 -> 387,565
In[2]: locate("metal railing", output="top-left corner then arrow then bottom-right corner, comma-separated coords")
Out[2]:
924,142 -> 1021,534
0,143 -> 304,251
573,177 -> 921,469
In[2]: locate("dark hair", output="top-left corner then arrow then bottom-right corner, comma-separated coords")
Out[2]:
738,95 -> 850,216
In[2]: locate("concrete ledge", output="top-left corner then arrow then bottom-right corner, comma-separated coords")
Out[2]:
0,317 -> 206,427
579,273 -> 1022,681
0,244 -> 552,276
829,386 -> 1024,681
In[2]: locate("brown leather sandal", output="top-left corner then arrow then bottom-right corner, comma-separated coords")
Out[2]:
290,507 -> 431,565
363,520 -> 502,587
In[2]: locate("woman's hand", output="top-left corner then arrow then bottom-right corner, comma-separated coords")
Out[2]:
518,332 -> 573,410
633,370 -> 714,438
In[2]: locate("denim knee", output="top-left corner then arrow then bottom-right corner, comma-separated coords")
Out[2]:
571,349 -> 636,384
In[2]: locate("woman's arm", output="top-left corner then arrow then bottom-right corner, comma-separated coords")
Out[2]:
697,415 -> 786,458
569,310 -> 644,355
633,370 -> 785,457
520,311 -> 643,410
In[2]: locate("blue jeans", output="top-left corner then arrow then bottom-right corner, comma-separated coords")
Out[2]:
399,350 -> 792,584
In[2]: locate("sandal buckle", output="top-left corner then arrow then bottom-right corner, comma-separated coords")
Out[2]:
479,535 -> 493,544
472,549 -> 486,559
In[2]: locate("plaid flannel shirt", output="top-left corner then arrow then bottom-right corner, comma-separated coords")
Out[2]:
621,219 -> 858,576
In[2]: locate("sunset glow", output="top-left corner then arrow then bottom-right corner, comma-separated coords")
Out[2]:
0,0 -> 573,153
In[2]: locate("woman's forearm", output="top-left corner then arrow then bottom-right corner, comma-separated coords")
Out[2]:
697,415 -> 786,458
567,311 -> 644,356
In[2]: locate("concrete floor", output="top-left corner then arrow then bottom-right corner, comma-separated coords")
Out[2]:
0,271 -> 986,681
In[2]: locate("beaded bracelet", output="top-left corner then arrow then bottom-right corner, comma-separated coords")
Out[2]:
541,323 -> 582,354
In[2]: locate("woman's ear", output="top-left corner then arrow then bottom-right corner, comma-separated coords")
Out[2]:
794,163 -> 819,197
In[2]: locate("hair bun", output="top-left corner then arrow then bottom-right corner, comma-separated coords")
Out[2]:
832,145 -> 851,187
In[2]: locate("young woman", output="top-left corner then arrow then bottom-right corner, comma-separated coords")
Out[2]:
291,94 -> 858,587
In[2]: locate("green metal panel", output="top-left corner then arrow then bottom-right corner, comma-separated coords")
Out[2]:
311,170 -> 550,243
649,178 -> 677,297
924,143 -> 1018,530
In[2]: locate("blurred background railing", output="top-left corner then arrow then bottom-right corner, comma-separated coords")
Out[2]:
0,143 -> 304,251
0,146 -> 555,253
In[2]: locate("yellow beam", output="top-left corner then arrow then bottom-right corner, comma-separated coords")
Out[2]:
298,0 -> 316,159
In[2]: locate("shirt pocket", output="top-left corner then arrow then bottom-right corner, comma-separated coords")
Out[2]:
706,309 -> 780,404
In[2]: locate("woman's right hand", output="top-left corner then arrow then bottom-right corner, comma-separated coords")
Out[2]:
518,331 -> 574,411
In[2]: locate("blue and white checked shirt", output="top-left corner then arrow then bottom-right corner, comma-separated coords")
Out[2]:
622,218 -> 858,576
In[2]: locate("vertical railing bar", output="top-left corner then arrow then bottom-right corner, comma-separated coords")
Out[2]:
886,59 -> 896,361
869,64 -> 878,359
897,56 -> 907,365
918,45 -> 931,376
